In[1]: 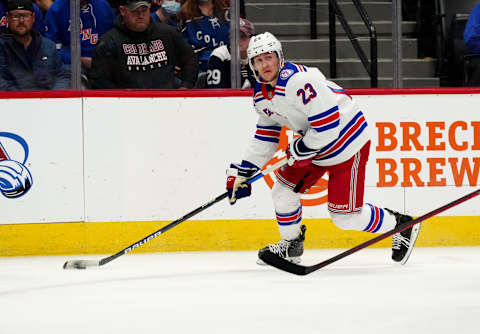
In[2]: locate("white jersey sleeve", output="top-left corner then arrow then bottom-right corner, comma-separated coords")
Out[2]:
243,112 -> 282,169
284,70 -> 343,150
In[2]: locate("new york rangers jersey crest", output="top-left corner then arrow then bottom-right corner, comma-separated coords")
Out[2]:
279,68 -> 294,80
246,62 -> 370,168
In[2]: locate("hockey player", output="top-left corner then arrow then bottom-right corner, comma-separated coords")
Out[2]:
226,32 -> 421,265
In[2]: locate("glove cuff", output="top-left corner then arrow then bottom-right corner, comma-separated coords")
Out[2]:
292,137 -> 318,160
229,160 -> 260,178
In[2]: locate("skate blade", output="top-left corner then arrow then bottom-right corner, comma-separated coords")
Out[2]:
257,256 -> 301,266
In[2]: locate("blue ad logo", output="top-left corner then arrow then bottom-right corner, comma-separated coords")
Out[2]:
0,132 -> 33,198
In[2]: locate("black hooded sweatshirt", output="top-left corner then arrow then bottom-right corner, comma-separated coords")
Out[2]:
89,16 -> 198,89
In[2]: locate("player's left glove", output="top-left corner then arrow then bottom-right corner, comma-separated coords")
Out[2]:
287,137 -> 318,168
226,161 -> 260,205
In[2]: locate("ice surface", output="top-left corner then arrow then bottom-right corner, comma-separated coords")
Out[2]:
1,247 -> 479,334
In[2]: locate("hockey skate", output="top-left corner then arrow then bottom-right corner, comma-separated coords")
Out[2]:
257,225 -> 307,265
385,208 -> 421,265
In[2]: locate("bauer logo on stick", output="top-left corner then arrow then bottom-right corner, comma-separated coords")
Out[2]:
0,132 -> 33,198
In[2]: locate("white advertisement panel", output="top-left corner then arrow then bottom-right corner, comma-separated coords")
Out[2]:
84,94 -> 480,222
358,94 -> 480,215
83,96 -> 284,221
2,93 -> 478,225
0,98 -> 84,224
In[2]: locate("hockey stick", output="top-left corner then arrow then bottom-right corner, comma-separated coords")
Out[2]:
259,188 -> 480,276
63,158 -> 287,270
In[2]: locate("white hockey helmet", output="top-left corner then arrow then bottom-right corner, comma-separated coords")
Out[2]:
247,32 -> 285,83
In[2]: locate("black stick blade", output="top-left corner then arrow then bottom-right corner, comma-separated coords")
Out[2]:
259,251 -> 309,275
261,189 -> 480,276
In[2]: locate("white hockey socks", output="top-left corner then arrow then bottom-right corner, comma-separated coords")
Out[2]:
330,203 -> 397,234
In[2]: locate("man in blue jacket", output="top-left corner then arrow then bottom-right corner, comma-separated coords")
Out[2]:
0,0 -> 70,90
0,0 -> 46,35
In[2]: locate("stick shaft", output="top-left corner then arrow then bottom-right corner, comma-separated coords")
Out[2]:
99,192 -> 228,266
98,158 -> 287,266
308,188 -> 480,273
260,188 -> 480,275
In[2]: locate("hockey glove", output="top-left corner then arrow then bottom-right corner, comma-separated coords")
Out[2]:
226,160 -> 260,205
287,137 -> 317,168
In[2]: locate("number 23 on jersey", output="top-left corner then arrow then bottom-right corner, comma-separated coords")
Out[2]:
296,83 -> 317,105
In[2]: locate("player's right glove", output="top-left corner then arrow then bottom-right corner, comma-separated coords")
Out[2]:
226,161 -> 259,205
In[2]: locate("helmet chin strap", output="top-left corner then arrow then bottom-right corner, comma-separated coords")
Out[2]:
260,74 -> 278,87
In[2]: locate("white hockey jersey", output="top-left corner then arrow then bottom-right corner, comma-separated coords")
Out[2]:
243,62 -> 370,168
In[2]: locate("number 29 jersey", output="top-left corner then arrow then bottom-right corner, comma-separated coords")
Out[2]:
244,62 -> 370,168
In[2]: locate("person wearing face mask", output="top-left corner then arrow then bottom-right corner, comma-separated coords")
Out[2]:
151,0 -> 182,30
180,0 -> 229,73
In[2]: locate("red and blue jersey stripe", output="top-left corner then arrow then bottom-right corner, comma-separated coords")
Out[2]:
275,85 -> 286,97
295,64 -> 307,72
328,86 -> 352,99
313,111 -> 368,161
254,124 -> 282,143
308,105 -> 340,133
254,91 -> 266,104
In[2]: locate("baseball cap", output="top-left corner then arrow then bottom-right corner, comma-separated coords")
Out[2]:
239,18 -> 254,37
124,0 -> 151,11
7,0 -> 34,12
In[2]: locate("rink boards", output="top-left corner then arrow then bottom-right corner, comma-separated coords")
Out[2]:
1,89 -> 479,256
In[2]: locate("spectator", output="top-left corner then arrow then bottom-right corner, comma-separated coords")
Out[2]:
464,2 -> 480,86
89,0 -> 198,89
44,0 -> 116,70
151,0 -> 183,30
0,0 -> 70,90
205,17 -> 254,88
1,0 -> 46,35
32,0 -> 52,13
181,0 -> 229,72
